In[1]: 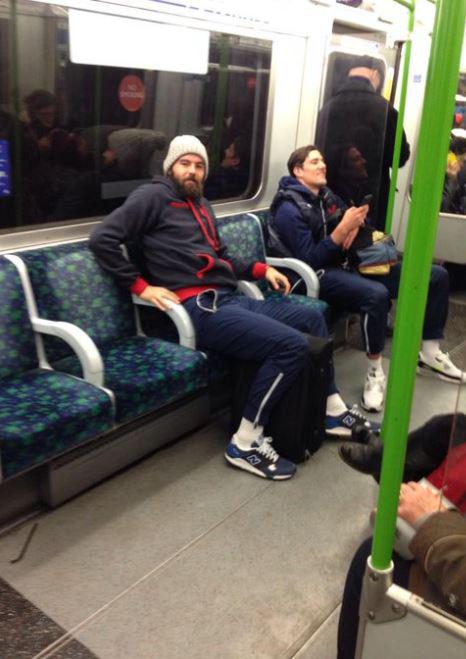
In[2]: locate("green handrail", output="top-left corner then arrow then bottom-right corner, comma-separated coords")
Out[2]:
385,0 -> 415,233
371,0 -> 466,570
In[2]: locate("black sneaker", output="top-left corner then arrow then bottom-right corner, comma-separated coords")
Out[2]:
225,436 -> 296,480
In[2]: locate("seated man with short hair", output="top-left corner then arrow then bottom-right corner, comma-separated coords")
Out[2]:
270,145 -> 465,413
90,135 -> 376,481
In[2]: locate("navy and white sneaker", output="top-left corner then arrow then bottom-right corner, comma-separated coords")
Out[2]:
225,436 -> 297,480
326,406 -> 381,438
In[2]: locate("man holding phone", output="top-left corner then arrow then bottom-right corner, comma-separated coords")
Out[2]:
270,145 -> 464,413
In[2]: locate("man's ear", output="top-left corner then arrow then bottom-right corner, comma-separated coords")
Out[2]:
293,165 -> 302,179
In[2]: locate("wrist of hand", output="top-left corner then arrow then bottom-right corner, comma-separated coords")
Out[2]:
331,227 -> 345,246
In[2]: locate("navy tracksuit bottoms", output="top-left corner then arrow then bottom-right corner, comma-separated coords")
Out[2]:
183,290 -> 336,428
318,263 -> 449,355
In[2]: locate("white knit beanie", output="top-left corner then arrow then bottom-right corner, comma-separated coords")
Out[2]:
163,135 -> 209,177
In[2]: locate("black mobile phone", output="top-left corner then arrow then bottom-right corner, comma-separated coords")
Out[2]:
361,194 -> 373,206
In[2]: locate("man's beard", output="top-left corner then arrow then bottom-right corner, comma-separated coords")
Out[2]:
171,174 -> 203,199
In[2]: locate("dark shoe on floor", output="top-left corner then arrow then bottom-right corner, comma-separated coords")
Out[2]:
338,438 -> 383,480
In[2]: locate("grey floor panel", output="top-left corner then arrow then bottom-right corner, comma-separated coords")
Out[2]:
333,346 -> 465,431
39,449 -> 375,659
0,419 -> 269,630
293,605 -> 340,659
1,341 -> 463,658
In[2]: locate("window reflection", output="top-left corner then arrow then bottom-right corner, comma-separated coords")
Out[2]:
0,1 -> 271,231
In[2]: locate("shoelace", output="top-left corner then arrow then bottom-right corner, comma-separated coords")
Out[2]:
349,406 -> 370,424
366,370 -> 385,388
255,436 -> 279,463
434,349 -> 451,365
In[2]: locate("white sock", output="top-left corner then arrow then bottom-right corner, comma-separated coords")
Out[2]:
367,356 -> 383,376
421,340 -> 440,361
233,417 -> 263,450
326,393 -> 348,417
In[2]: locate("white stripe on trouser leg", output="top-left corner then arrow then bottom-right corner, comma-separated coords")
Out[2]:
363,313 -> 371,354
253,372 -> 284,427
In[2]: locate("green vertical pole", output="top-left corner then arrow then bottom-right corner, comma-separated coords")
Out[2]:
385,1 -> 415,233
371,0 -> 466,570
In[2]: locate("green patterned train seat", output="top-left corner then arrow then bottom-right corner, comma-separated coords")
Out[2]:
216,213 -> 330,319
0,258 -> 114,479
252,209 -> 347,332
137,305 -> 231,384
19,243 -> 208,423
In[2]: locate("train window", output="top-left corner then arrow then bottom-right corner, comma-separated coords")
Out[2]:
321,50 -> 387,106
441,74 -> 466,217
0,1 -> 271,231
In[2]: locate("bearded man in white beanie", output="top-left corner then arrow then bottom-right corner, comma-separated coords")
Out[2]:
90,135 -> 377,480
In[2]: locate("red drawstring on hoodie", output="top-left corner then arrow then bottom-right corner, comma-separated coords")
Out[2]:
186,198 -> 220,251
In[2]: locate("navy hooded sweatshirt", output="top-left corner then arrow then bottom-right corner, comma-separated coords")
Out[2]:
89,176 -> 266,299
270,176 -> 348,271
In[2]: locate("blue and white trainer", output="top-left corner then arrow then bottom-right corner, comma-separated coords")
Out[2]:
225,436 -> 297,480
326,406 -> 381,438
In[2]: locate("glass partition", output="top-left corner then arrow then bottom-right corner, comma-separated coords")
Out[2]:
315,23 -> 406,232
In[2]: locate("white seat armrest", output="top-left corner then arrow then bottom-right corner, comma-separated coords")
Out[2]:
266,257 -> 320,298
31,318 -> 104,387
132,294 -> 196,349
237,280 -> 264,300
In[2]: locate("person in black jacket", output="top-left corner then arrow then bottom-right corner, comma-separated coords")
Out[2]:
315,55 -> 410,231
90,135 -> 377,481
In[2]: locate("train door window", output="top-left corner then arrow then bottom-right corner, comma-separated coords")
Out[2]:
315,24 -> 406,232
0,1 -> 271,231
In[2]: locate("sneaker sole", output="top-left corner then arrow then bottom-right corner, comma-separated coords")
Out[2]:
224,454 -> 295,480
360,397 -> 383,413
417,365 -> 465,384
325,427 -> 351,438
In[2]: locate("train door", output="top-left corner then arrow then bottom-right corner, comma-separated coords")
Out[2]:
315,19 -> 409,232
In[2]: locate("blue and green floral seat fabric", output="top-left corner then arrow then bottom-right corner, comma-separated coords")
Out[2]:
216,213 -> 330,319
0,369 -> 113,478
53,336 -> 207,422
20,242 -> 136,363
0,257 -> 114,478
18,244 -> 208,422
261,291 -> 329,316
0,259 -> 38,381
137,306 -> 230,384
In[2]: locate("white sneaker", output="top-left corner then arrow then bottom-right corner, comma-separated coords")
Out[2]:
418,349 -> 466,384
361,369 -> 386,413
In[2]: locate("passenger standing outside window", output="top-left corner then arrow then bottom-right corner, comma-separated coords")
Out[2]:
270,145 -> 465,413
315,55 -> 410,231
90,135 -> 377,481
